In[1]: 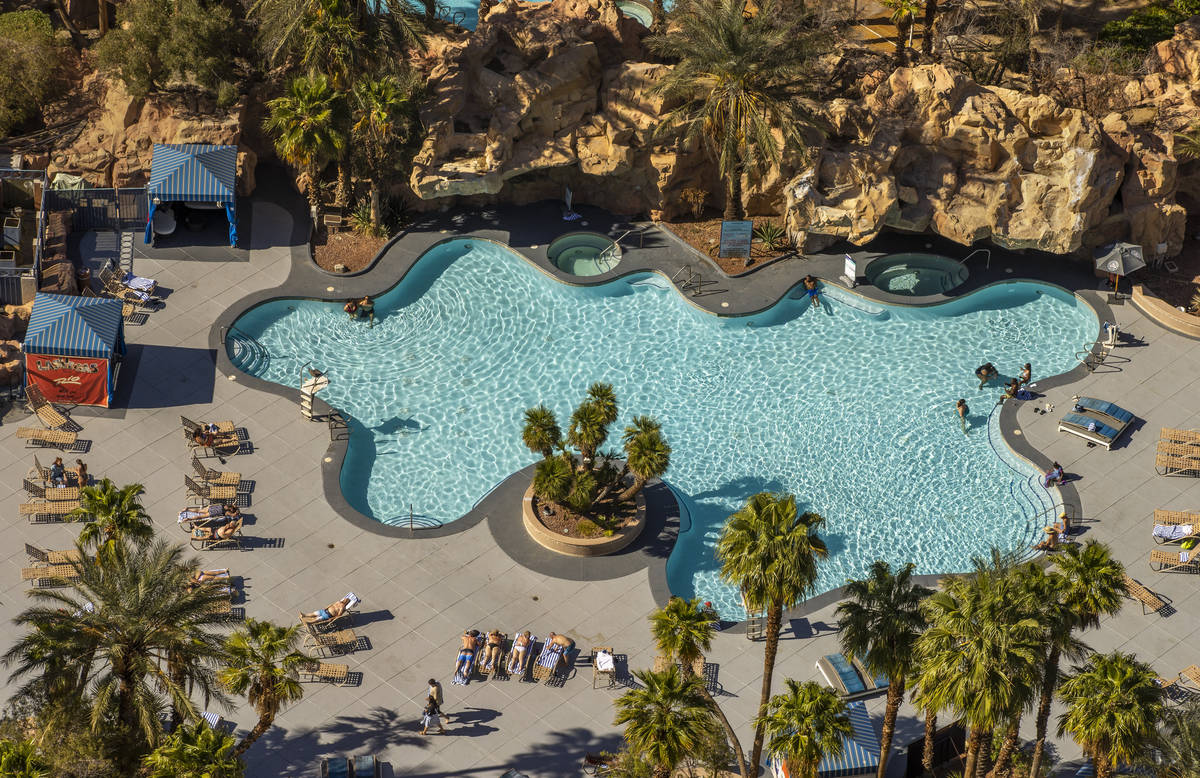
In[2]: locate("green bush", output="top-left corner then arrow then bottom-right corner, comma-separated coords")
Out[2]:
95,0 -> 239,99
0,10 -> 61,137
1099,3 -> 1186,52
576,518 -> 602,537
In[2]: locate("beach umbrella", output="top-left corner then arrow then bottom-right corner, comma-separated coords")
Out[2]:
1094,242 -> 1145,296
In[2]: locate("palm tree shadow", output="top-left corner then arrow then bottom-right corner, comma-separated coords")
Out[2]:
245,706 -> 430,776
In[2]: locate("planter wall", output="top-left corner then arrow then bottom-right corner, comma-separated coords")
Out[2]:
522,485 -> 647,557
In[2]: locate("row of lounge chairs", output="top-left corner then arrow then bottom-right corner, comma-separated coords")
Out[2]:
322,755 -> 378,778
452,631 -> 576,686
1056,396 -> 1134,450
1156,427 -> 1200,477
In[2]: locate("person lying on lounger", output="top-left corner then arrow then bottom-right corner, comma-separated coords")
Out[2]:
301,595 -> 355,625
179,504 -> 227,527
186,569 -> 230,592
507,630 -> 533,674
481,629 -> 504,672
193,520 -> 240,542
454,630 -> 482,679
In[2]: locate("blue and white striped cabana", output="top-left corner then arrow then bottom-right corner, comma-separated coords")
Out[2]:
769,701 -> 881,778
23,292 -> 126,407
145,143 -> 238,247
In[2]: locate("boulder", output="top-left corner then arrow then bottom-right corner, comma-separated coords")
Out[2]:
0,341 -> 23,387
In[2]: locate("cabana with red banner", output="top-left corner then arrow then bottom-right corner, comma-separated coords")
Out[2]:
23,292 -> 125,407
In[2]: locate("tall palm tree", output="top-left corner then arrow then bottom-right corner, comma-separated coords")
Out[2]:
1027,542 -> 1126,778
1057,652 -> 1164,778
648,0 -> 826,221
914,554 -> 1043,778
249,0 -> 423,70
759,679 -> 852,778
264,74 -> 348,213
568,400 -> 609,470
716,492 -> 828,771
4,542 -> 230,772
619,424 -> 670,501
219,620 -> 308,758
613,666 -> 717,778
522,405 -> 561,459
587,382 -> 618,427
1158,699 -> 1200,778
881,0 -> 922,58
921,0 -> 939,57
143,719 -> 244,778
299,0 -> 364,90
352,75 -> 415,229
835,561 -> 932,778
71,479 -> 154,562
649,598 -> 748,778
0,739 -> 50,778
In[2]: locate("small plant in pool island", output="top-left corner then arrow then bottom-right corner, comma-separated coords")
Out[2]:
522,383 -> 670,538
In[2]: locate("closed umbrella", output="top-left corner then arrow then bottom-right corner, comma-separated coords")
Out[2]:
1094,242 -> 1145,296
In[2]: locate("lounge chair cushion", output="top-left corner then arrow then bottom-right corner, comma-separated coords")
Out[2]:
1154,524 -> 1194,541
825,653 -> 866,694
121,271 -> 156,292
1061,412 -> 1119,441
1075,397 -> 1133,424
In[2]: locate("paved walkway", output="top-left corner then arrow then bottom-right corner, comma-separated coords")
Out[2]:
1,177 -> 1198,778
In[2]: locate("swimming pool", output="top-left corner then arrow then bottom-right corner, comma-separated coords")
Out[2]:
228,238 -> 1096,617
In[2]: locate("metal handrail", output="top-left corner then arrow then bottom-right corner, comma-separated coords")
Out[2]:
959,248 -> 991,270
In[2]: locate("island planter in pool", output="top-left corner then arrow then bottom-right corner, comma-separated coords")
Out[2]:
547,232 -> 622,277
865,252 -> 970,297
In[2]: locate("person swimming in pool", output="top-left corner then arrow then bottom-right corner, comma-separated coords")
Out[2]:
974,362 -> 998,389
802,275 -> 820,309
956,399 -> 969,433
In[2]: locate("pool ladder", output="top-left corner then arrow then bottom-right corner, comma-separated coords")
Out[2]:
671,265 -> 716,297
957,248 -> 991,270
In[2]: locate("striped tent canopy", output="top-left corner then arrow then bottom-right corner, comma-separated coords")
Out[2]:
769,701 -> 881,778
147,144 -> 237,202
24,293 -> 123,358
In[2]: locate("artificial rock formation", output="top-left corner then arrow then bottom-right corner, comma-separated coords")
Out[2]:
42,74 -> 257,195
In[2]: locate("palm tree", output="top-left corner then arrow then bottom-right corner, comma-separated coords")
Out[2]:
1176,125 -> 1200,161
759,679 -> 852,778
649,598 -> 748,778
914,553 -> 1043,778
587,382 -> 618,427
613,666 -> 717,778
532,455 -> 572,503
0,739 -> 50,778
716,492 -> 828,771
1158,699 -> 1200,778
648,0 -> 826,221
352,75 -> 415,229
143,719 -> 244,778
522,405 -> 561,458
619,424 -> 670,501
249,0 -> 423,70
921,0 -> 939,57
1027,542 -> 1126,778
299,0 -> 363,90
568,400 -> 609,469
835,561 -> 932,778
4,542 -> 230,772
881,0 -> 922,58
1057,652 -> 1164,778
264,73 -> 348,213
219,620 -> 308,758
71,479 -> 154,562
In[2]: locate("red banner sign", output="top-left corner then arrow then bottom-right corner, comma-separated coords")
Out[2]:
25,353 -> 110,407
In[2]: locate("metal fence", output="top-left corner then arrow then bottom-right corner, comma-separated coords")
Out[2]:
45,187 -> 147,233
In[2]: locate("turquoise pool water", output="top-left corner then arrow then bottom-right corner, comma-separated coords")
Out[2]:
228,238 -> 1097,617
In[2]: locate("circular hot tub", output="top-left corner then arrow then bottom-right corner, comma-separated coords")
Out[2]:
548,232 -> 622,276
617,0 -> 653,25
865,253 -> 970,296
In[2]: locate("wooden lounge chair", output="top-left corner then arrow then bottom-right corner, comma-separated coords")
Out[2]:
82,282 -> 145,324
25,543 -> 81,566
300,660 -> 352,686
298,594 -> 359,633
1149,549 -> 1200,573
1162,427 -> 1200,445
1122,574 -> 1167,615
25,384 -> 73,431
1156,452 -> 1200,477
1157,441 -> 1200,460
185,475 -> 238,504
352,755 -> 378,778
1152,509 -> 1200,544
181,415 -> 236,436
21,563 -> 79,587
502,631 -> 537,679
191,453 -> 242,488
21,500 -> 82,523
189,517 -> 243,551
1179,665 -> 1200,692
592,647 -> 616,689
98,265 -> 158,308
16,427 -> 78,449
532,640 -> 570,682
321,758 -> 350,778
303,628 -> 358,656
652,654 -> 705,676
24,480 -> 79,501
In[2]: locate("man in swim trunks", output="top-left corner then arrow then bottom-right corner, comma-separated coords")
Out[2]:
481,629 -> 504,672
803,275 -> 820,309
454,630 -> 481,678
358,296 -> 375,327
301,595 -> 354,625
507,631 -> 532,674
974,362 -> 997,389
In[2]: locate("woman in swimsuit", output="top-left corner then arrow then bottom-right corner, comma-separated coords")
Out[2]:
482,629 -> 504,672
454,630 -> 480,677
507,630 -> 532,674
1018,363 -> 1032,386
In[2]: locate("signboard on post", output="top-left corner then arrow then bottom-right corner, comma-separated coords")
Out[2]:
842,253 -> 857,287
719,220 -> 753,259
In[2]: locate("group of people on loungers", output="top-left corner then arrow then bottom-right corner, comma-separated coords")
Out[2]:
178,503 -> 242,542
48,457 -> 87,487
452,629 -> 573,682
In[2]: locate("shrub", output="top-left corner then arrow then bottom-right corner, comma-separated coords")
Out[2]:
680,187 -> 708,219
1100,3 -> 1185,53
0,10 -> 61,137
576,518 -> 602,537
753,221 -> 791,252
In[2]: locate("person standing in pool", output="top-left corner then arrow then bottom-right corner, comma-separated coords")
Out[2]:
974,362 -> 998,389
956,399 -> 969,433
357,295 -> 375,327
1018,363 -> 1032,386
802,275 -> 821,309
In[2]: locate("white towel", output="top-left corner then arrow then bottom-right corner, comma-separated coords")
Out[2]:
1153,524 -> 1193,541
1183,551 -> 1192,563
122,272 -> 156,292
596,651 -> 615,672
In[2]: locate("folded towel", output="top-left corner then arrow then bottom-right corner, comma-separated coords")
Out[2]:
121,272 -> 156,292
596,651 -> 615,672
1183,551 -> 1192,563
1153,524 -> 1193,541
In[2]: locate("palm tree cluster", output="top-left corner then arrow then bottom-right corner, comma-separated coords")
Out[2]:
522,383 -> 670,524
257,0 -> 422,228
4,481 -> 309,778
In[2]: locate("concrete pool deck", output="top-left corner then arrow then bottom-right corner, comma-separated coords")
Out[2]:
2,179 -> 1198,778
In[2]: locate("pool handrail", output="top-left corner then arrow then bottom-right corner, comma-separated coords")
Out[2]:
958,248 -> 991,270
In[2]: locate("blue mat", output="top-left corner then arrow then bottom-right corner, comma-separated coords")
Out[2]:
1061,412 -> 1119,442
826,654 -> 866,694
1075,396 -> 1133,424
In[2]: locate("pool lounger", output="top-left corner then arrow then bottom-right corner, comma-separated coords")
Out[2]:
1073,397 -> 1134,426
816,653 -> 867,697
1058,411 -> 1127,450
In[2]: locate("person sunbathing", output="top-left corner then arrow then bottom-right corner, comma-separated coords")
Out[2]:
192,427 -> 217,448
507,630 -> 532,674
481,629 -> 504,672
193,519 -> 239,543
186,569 -> 229,592
179,504 -> 227,529
301,596 -> 354,625
547,632 -> 574,651
454,630 -> 481,678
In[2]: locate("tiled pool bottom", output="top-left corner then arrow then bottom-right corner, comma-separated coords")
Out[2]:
229,239 -> 1096,618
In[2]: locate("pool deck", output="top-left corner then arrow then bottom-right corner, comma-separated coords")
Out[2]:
2,178 -> 1199,778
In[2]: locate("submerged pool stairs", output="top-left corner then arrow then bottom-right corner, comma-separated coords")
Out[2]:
226,329 -> 271,375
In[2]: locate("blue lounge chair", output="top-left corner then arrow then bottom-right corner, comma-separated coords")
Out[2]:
1058,411 -> 1127,450
322,758 -> 350,778
1074,396 -> 1134,425
817,653 -> 867,696
851,656 -> 889,691
352,755 -> 378,778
